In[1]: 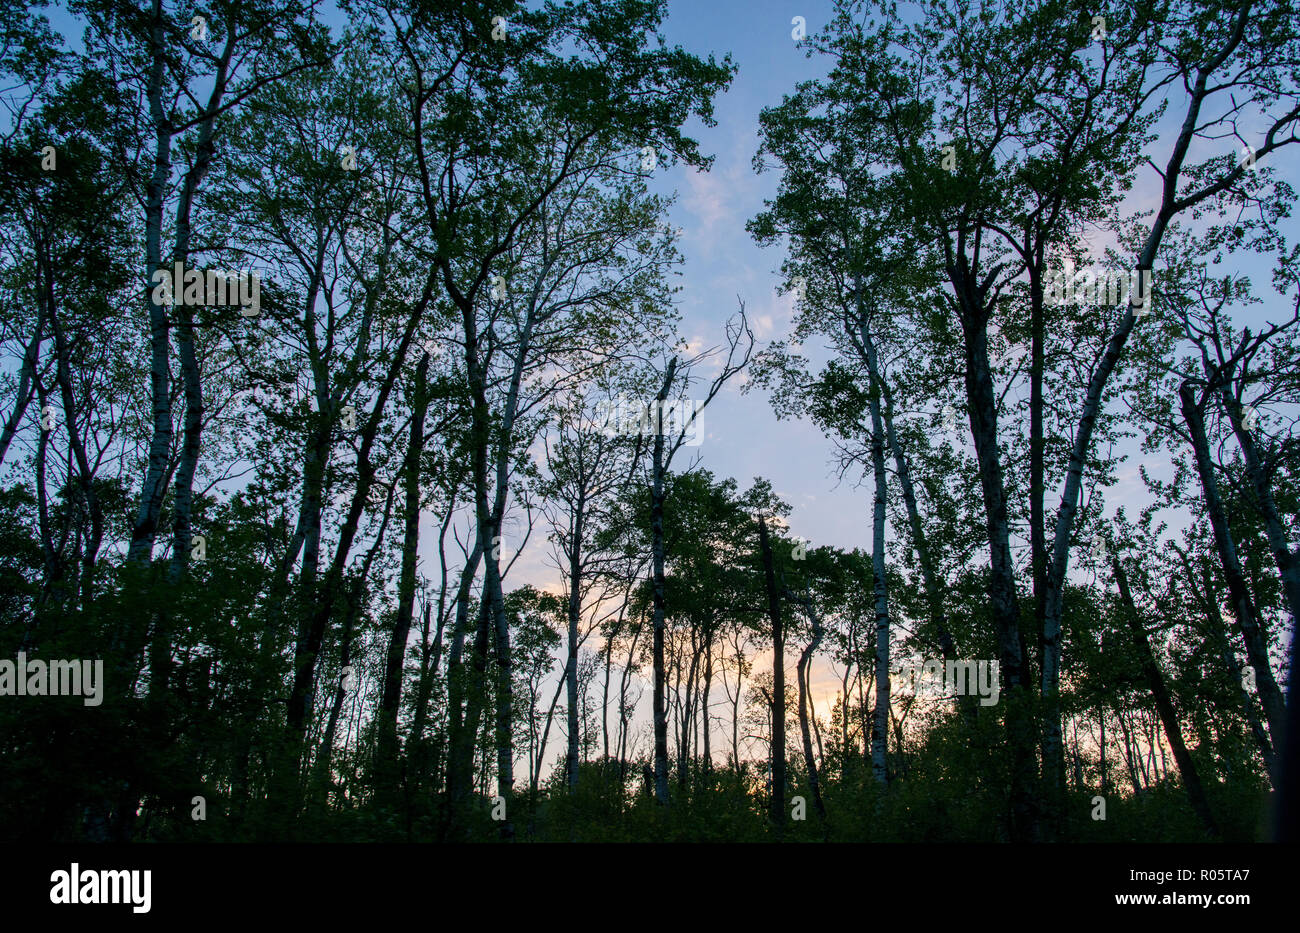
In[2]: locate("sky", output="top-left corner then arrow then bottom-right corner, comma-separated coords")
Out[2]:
26,0 -> 1298,775
497,2 -> 893,767
496,0 -> 1300,770
507,1 -> 868,589
21,0 -> 868,768
502,0 -> 1291,585
640,1 -> 860,552
624,0 -> 1298,561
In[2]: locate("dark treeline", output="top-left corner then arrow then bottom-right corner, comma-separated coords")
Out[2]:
0,0 -> 1298,843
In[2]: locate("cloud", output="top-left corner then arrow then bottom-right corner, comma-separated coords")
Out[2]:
683,168 -> 732,239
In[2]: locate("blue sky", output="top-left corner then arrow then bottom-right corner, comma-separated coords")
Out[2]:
599,0 -> 1300,569
628,1 -> 862,552
505,0 -> 1300,760
26,0 -> 1297,771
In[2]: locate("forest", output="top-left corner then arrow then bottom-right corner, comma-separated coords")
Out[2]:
1,0 -> 1298,844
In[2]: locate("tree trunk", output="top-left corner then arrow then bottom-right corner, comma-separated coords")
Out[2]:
1112,556 -> 1218,836
1038,25 -> 1271,821
1117,708 -> 1143,794
534,672 -> 568,796
649,359 -> 676,805
794,592 -> 827,820
42,270 -> 104,599
128,3 -> 176,565
1029,263 -> 1047,682
758,516 -> 787,833
282,308 -> 422,820
408,599 -> 446,794
617,611 -> 644,786
1220,390 -> 1300,631
566,493 -> 585,789
377,351 -> 430,801
312,595 -> 357,805
1179,382 -> 1286,750
1180,550 -> 1277,781
602,639 -> 613,764
1274,587 -> 1300,840
165,18 -> 237,581
866,363 -> 891,787
952,272 -> 1037,840
0,296 -> 44,467
1099,708 -> 1107,794
701,636 -> 713,771
859,312 -> 973,729
485,536 -> 514,838
443,540 -> 483,823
